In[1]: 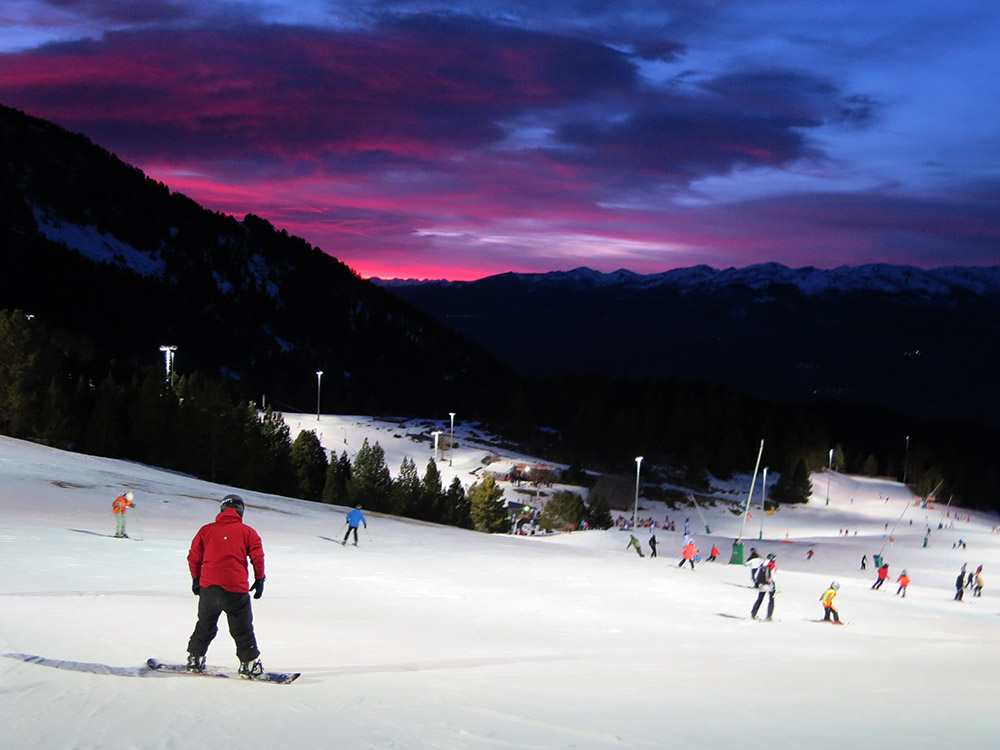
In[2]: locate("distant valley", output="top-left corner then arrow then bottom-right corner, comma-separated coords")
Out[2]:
375,264 -> 1000,429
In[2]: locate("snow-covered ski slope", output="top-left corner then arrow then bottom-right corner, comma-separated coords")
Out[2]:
2,415 -> 1000,750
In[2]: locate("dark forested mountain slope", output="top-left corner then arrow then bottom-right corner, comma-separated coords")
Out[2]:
0,103 -> 507,415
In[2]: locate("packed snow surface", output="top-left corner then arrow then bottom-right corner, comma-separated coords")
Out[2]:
2,414 -> 999,749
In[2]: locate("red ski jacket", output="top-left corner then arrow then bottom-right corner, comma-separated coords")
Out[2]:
188,508 -> 265,594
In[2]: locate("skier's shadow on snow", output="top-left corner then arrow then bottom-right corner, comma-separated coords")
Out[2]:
318,536 -> 343,544
3,653 -> 156,678
68,528 -> 113,538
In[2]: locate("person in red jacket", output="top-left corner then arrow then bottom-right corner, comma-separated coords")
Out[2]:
678,539 -> 698,570
185,495 -> 266,678
871,563 -> 889,590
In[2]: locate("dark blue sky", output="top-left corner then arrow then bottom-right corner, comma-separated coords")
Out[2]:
2,1 -> 998,279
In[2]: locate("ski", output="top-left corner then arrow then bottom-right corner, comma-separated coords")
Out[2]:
146,658 -> 300,684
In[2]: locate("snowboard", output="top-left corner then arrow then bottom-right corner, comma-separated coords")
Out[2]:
716,613 -> 780,622
146,658 -> 300,684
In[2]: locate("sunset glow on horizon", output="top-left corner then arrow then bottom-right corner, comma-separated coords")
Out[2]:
2,1 -> 998,281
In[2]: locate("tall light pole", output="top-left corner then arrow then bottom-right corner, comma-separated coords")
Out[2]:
159,345 -> 177,386
826,448 -> 833,506
760,467 -> 767,540
903,435 -> 910,485
633,456 -> 643,531
315,371 -> 323,421
449,412 -> 456,467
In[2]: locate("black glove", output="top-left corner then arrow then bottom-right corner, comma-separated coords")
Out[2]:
250,578 -> 265,599
192,578 -> 201,596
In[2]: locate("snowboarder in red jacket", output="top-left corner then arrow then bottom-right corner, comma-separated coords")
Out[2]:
185,495 -> 266,678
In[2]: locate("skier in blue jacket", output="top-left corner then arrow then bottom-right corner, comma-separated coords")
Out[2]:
343,505 -> 368,545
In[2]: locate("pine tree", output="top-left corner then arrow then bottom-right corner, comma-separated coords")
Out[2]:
862,453 -> 880,477
771,458 -> 813,504
585,494 -> 614,529
241,404 -> 296,495
421,458 -> 445,521
322,450 -> 352,505
290,429 -> 329,501
468,474 -> 508,533
445,476 -> 471,529
391,456 -> 423,517
538,491 -> 587,531
0,309 -> 48,439
348,438 -> 393,512
83,373 -> 127,457
832,444 -> 847,472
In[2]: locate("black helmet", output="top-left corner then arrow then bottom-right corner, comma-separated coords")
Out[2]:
767,553 -> 776,561
355,504 -> 362,510
221,494 -> 245,517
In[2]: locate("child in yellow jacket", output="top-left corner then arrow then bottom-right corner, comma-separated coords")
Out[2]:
820,582 -> 842,624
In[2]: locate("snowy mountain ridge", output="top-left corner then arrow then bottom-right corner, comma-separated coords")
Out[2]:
374,263 -> 1000,298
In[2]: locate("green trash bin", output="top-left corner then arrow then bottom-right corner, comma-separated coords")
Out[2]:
729,540 -> 745,565
874,554 -> 883,568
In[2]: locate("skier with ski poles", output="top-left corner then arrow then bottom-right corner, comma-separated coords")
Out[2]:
751,554 -> 777,620
111,491 -> 135,538
343,504 -> 368,546
955,567 -> 966,601
185,494 -> 266,678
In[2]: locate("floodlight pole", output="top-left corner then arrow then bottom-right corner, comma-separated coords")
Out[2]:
159,345 -> 177,386
826,448 -> 833,505
633,456 -> 643,531
315,371 -> 323,421
449,412 -> 456,466
903,435 -> 910,485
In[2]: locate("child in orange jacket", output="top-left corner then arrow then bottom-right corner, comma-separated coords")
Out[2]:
112,491 -> 135,538
896,570 -> 910,597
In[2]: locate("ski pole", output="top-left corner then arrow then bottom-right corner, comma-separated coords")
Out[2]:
364,526 -> 372,542
131,505 -> 145,541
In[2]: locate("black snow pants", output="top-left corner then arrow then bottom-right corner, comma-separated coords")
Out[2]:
187,585 -> 260,662
751,589 -> 775,619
